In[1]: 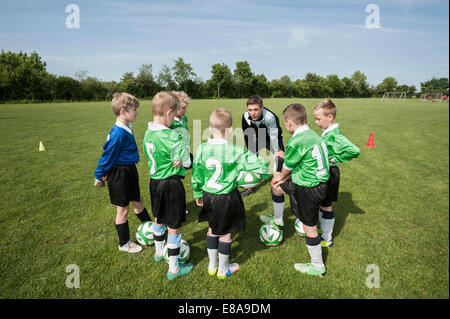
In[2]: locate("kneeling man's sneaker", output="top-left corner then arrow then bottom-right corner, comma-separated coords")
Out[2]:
118,241 -> 142,253
294,262 -> 326,277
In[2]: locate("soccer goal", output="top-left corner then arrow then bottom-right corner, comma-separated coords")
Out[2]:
382,92 -> 406,101
419,93 -> 443,102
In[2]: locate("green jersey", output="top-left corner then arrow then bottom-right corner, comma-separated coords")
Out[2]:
321,123 -> 360,166
143,122 -> 190,180
283,125 -> 330,187
192,138 -> 270,198
169,116 -> 190,151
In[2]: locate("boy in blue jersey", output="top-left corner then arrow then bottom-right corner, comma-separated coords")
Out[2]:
94,92 -> 152,253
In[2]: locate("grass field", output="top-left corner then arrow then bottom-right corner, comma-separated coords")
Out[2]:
0,98 -> 448,299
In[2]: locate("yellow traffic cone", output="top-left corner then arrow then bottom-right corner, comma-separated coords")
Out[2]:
39,141 -> 46,152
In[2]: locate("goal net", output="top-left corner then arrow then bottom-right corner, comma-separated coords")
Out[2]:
419,93 -> 443,102
382,92 -> 406,101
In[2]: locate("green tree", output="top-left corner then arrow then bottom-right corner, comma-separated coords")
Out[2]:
118,72 -> 138,96
304,73 -> 326,98
420,77 -> 449,95
210,63 -> 232,98
80,77 -> 108,101
0,50 -> 49,101
172,57 -> 196,93
54,76 -> 81,101
251,73 -> 270,97
408,85 -> 417,97
377,77 -> 398,94
157,64 -> 177,91
135,64 -> 160,98
325,74 -> 345,98
233,61 -> 253,98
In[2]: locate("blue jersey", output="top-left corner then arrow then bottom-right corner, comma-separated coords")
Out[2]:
94,121 -> 139,181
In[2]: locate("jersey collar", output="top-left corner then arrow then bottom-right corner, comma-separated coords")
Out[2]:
321,123 -> 339,137
147,122 -> 169,131
115,120 -> 133,135
174,116 -> 184,124
207,138 -> 228,145
293,124 -> 310,137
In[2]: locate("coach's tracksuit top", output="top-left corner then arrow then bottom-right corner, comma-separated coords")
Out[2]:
94,120 -> 139,182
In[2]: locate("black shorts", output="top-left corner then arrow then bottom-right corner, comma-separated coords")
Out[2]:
107,164 -> 141,207
198,188 -> 246,235
280,180 -> 327,227
149,176 -> 186,229
321,165 -> 340,207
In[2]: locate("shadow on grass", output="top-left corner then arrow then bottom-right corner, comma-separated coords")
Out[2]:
332,191 -> 365,239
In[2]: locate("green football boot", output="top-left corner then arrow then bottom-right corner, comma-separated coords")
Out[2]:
294,262 -> 326,277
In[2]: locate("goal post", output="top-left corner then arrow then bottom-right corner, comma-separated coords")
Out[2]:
382,92 -> 406,101
419,93 -> 443,102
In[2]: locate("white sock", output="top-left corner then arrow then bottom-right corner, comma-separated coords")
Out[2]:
153,225 -> 166,257
307,244 -> 325,270
319,210 -> 335,242
273,201 -> 284,225
218,240 -> 232,274
206,234 -> 219,270
167,233 -> 181,273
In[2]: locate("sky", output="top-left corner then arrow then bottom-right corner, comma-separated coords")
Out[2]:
0,0 -> 448,89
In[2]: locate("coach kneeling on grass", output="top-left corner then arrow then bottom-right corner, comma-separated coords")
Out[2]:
241,95 -> 286,227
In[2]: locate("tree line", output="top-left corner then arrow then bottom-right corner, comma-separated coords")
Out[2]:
1,50 -> 448,103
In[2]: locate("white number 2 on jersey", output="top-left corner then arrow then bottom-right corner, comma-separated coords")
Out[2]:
205,158 -> 223,191
312,142 -> 329,177
145,142 -> 157,175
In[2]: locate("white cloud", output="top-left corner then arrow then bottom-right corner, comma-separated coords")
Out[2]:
287,27 -> 311,48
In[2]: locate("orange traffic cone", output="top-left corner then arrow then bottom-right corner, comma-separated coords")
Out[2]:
365,132 -> 376,148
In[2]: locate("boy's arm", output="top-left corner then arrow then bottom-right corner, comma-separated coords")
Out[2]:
191,146 -> 205,199
171,131 -> 191,168
94,134 -> 122,182
329,134 -> 360,164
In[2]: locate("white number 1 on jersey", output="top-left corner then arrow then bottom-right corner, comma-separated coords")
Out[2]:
145,142 -> 157,175
312,142 -> 329,177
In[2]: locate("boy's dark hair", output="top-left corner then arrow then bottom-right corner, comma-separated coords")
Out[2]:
282,103 -> 307,125
246,95 -> 264,108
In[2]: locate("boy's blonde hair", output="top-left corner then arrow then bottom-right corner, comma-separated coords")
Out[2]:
209,108 -> 232,135
111,92 -> 139,116
152,91 -> 180,116
282,103 -> 307,125
314,99 -> 337,119
171,91 -> 190,108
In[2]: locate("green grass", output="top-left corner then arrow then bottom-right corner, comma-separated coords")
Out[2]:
0,98 -> 448,299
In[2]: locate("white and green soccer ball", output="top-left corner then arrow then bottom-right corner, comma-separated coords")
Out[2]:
163,239 -> 190,263
136,221 -> 154,246
236,170 -> 262,189
294,218 -> 305,237
259,224 -> 283,246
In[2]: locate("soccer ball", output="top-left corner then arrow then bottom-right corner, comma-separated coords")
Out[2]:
259,224 -> 283,246
136,221 -> 154,246
163,239 -> 190,263
236,170 -> 262,189
294,218 -> 305,237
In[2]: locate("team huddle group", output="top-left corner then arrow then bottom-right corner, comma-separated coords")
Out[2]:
94,91 -> 360,281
